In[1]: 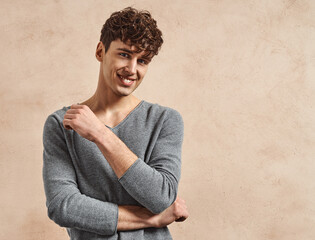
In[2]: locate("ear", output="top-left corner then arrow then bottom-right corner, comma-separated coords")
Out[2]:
95,42 -> 104,62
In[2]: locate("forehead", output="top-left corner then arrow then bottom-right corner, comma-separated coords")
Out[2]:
111,39 -> 138,51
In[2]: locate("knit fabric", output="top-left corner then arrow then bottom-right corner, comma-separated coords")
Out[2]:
42,100 -> 183,240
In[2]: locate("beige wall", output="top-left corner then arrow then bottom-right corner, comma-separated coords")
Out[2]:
1,0 -> 315,239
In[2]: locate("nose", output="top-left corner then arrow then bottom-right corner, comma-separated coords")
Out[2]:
125,59 -> 137,75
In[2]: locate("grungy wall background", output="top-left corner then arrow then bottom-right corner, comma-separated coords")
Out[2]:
1,0 -> 315,239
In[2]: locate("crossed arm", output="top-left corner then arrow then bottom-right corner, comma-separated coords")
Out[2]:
43,104 -> 188,235
117,199 -> 188,231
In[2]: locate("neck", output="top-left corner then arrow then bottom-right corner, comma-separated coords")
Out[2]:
80,73 -> 140,115
82,91 -> 140,114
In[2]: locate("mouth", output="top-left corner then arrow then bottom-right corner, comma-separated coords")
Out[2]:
117,74 -> 137,86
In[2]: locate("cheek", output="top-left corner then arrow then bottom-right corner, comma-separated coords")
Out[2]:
113,60 -> 124,69
139,67 -> 148,78
104,57 -> 123,70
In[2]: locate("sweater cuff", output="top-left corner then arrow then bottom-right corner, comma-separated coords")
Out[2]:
118,158 -> 142,181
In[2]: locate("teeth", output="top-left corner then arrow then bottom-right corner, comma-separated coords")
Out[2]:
119,75 -> 134,83
123,79 -> 132,83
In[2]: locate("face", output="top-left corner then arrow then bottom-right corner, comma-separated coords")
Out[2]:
97,39 -> 152,97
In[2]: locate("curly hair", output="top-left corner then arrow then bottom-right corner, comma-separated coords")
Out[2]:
100,7 -> 163,58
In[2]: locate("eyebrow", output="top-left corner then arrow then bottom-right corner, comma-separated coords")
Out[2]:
117,48 -> 136,54
117,48 -> 152,61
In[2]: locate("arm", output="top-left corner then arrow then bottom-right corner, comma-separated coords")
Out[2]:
118,198 -> 189,231
43,114 -> 118,235
115,109 -> 183,214
62,104 -> 138,177
63,105 -> 184,214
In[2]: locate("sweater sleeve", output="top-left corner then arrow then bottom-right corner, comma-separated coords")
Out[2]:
118,109 -> 183,214
42,113 -> 118,235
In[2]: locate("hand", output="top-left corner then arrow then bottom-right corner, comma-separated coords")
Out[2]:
63,104 -> 106,142
151,197 -> 189,228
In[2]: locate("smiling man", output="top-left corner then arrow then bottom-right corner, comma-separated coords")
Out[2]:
42,7 -> 188,240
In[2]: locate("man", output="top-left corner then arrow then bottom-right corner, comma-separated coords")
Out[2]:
43,7 -> 188,240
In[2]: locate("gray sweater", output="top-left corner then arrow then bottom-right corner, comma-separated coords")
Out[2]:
42,100 -> 184,240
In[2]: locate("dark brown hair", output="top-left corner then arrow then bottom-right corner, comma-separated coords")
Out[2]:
100,7 -> 163,58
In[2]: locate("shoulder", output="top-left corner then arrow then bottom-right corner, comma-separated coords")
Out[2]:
141,100 -> 183,127
43,106 -> 70,133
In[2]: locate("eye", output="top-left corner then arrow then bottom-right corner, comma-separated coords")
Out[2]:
119,53 -> 129,58
138,59 -> 148,65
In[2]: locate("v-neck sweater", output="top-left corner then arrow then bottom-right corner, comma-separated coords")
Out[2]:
42,100 -> 184,240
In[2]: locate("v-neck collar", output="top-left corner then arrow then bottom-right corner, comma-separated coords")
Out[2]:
105,100 -> 144,130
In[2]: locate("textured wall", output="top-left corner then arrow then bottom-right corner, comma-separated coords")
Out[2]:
1,0 -> 315,239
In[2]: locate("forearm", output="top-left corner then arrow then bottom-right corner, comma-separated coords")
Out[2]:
117,206 -> 155,231
95,127 -> 138,178
118,197 -> 189,231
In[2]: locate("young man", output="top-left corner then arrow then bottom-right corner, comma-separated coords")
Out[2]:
43,7 -> 188,239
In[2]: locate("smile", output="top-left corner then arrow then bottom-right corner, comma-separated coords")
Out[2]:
117,74 -> 137,86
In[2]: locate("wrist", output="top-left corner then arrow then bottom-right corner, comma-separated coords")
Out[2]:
139,207 -> 157,228
93,125 -> 108,144
148,214 -> 160,228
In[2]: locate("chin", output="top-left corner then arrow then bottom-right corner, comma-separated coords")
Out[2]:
116,86 -> 137,97
116,90 -> 133,97
119,93 -> 131,97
